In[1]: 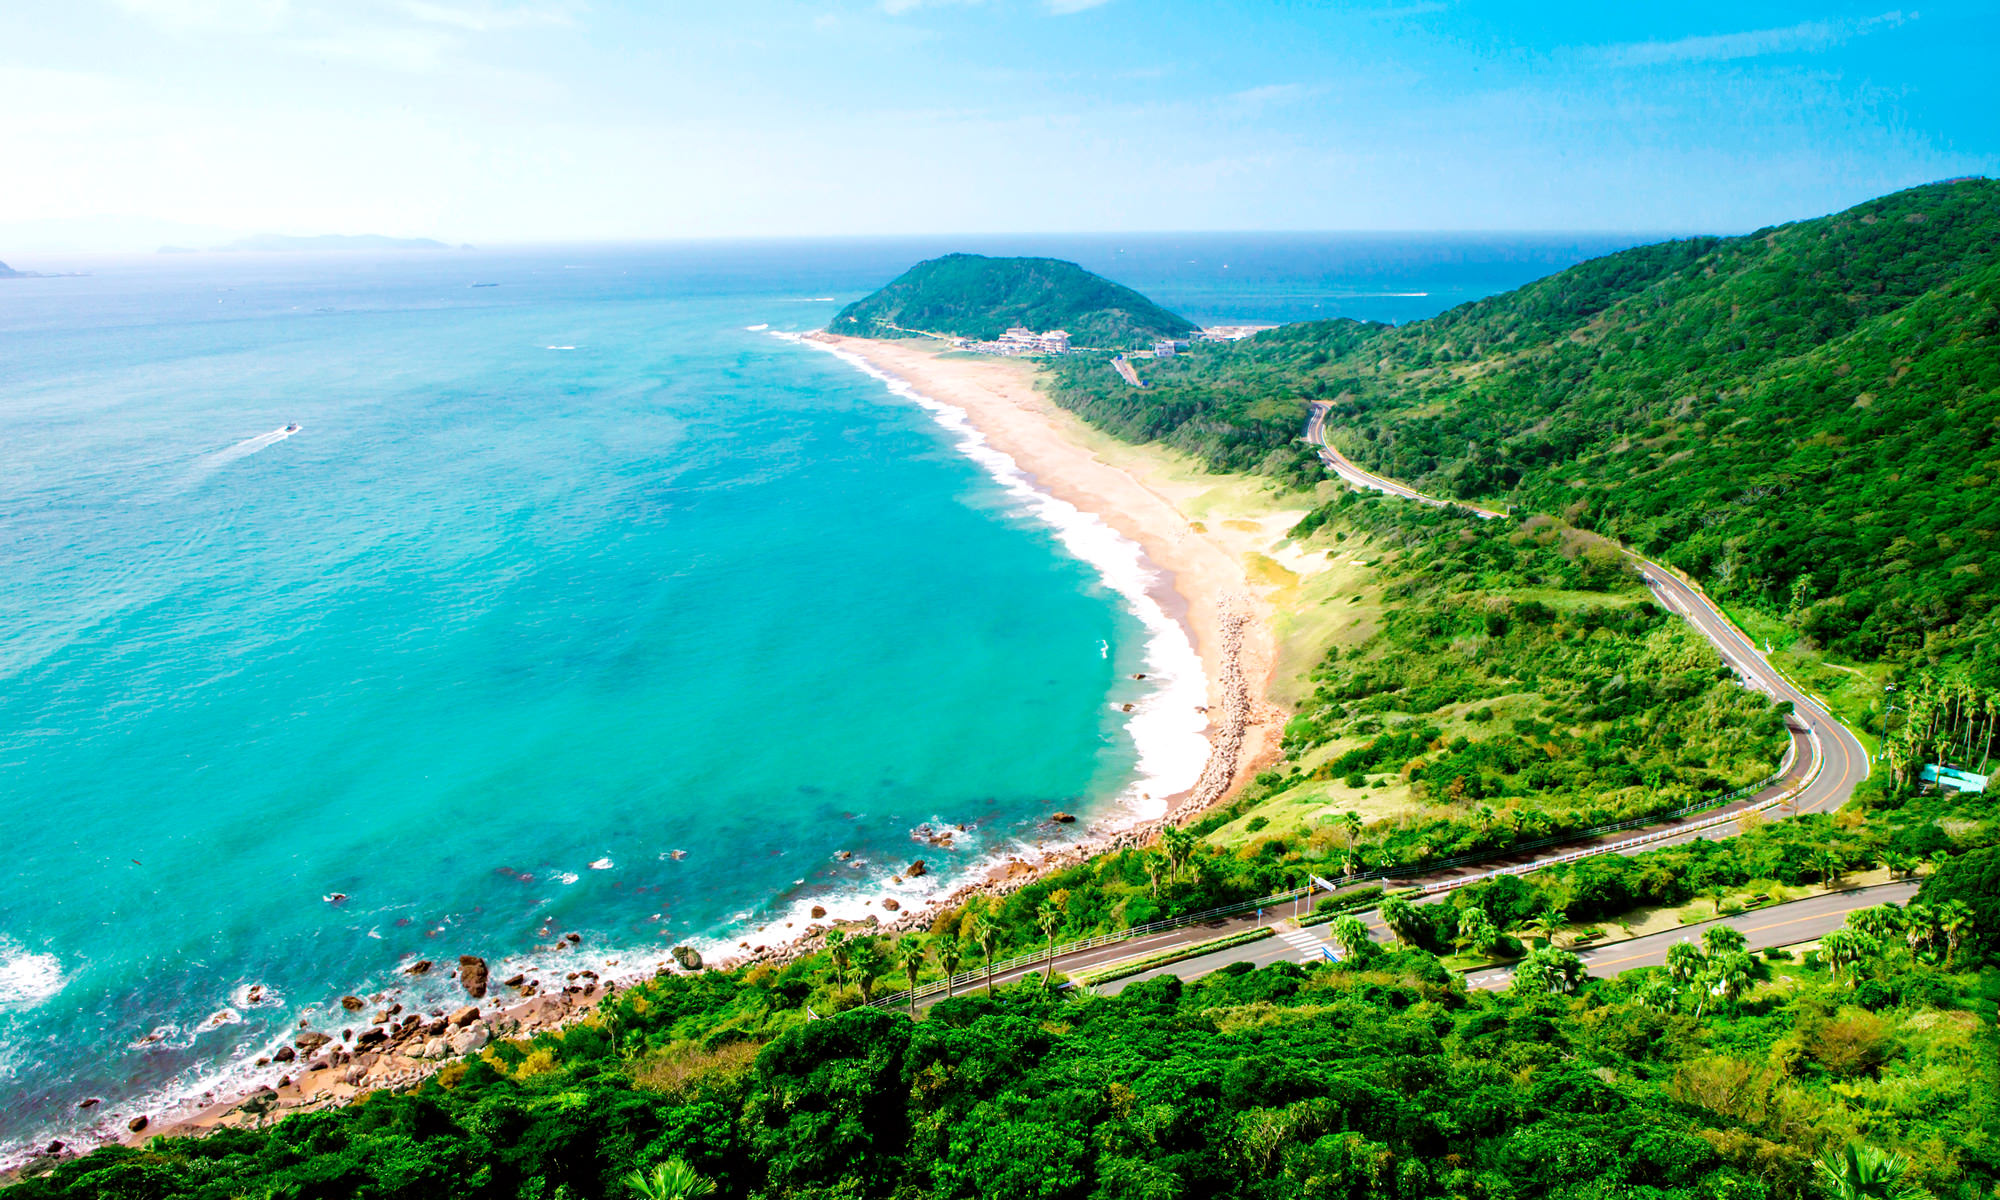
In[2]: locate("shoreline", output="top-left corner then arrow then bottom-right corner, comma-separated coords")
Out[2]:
7,333 -> 1283,1175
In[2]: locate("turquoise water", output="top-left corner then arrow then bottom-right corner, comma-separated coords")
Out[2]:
0,236 -> 1636,1151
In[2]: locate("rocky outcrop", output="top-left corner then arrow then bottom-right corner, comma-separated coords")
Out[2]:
672,945 -> 702,971
458,955 -> 489,999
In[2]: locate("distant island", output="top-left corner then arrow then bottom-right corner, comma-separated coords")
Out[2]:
0,259 -> 34,278
211,234 -> 466,253
830,253 -> 1198,350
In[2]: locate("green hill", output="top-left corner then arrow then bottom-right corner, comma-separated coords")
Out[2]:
1047,178 -> 2000,676
829,253 -> 1198,349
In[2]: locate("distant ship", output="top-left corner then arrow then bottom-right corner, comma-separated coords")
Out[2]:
469,282 -> 498,288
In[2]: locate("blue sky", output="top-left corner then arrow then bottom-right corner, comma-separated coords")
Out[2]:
2,0 -> 1995,246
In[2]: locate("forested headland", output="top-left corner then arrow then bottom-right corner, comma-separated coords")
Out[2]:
829,254 -> 1198,349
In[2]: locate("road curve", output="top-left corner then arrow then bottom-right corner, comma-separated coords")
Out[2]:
1303,400 -> 1870,818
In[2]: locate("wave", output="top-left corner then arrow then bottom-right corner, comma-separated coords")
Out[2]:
0,940 -> 65,1013
778,331 -> 1209,824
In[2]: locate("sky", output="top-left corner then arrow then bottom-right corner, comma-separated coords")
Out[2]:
2,0 -> 1996,248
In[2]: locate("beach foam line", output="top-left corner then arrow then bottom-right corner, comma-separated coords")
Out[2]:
777,331 -> 1209,823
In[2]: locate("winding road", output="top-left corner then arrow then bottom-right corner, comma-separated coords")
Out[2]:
912,408 -> 1880,1004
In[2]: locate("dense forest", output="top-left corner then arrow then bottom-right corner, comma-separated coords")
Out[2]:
1046,179 -> 2000,679
12,839 -> 1996,1200
830,254 -> 1198,349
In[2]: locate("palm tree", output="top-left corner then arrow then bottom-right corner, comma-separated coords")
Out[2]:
895,937 -> 926,1017
1815,1142 -> 1917,1200
1701,924 -> 1747,957
1380,896 -> 1421,947
1160,824 -> 1194,884
1938,900 -> 1973,969
1819,928 -> 1876,983
1846,905 -> 1901,943
934,935 -> 963,999
1456,908 -> 1499,958
1665,941 -> 1707,986
1331,915 -> 1372,961
1815,847 -> 1847,891
1696,951 -> 1753,1019
1037,896 -> 1065,986
969,913 -> 999,995
1902,903 -> 1939,960
1341,811 -> 1364,867
1525,898 -> 1565,948
1143,853 -> 1164,900
625,1157 -> 717,1200
851,940 -> 884,1004
824,929 -> 850,993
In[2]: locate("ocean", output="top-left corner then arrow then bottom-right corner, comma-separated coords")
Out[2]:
0,232 -> 1645,1150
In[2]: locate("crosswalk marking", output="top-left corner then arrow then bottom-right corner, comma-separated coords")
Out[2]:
1275,925 -> 1334,962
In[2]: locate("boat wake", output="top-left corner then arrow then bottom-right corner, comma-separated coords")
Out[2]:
182,424 -> 301,488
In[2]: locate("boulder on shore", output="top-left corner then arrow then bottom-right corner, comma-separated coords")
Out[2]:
295,1032 -> 332,1053
127,1116 -> 148,1133
458,955 -> 490,999
906,859 -> 927,877
340,995 -> 364,1011
403,960 -> 432,976
810,905 -> 827,919
672,945 -> 703,971
449,1006 -> 481,1028
1051,812 -> 1076,824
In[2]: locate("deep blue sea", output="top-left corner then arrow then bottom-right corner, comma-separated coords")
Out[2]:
0,232 -> 1645,1150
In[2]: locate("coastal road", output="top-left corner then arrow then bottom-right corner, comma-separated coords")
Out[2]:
1094,880 -> 1918,996
1462,879 -> 1919,989
1302,400 -> 1870,819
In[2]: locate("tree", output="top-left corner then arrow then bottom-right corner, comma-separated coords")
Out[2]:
1341,811 -> 1364,872
1525,898 -> 1565,948
1160,824 -> 1195,884
1380,896 -> 1423,947
1846,905 -> 1902,943
1696,951 -> 1754,1019
894,937 -> 926,1017
1038,893 -> 1067,987
626,1157 -> 717,1200
1331,915 -> 1373,961
970,913 -> 1000,995
1456,907 -> 1499,958
1818,928 -> 1876,983
1701,924 -> 1747,958
1511,946 -> 1585,996
1938,899 -> 1973,969
1917,845 -> 2000,963
1665,941 -> 1707,986
851,940 -> 885,1004
1815,847 -> 1848,890
1815,1142 -> 1917,1200
824,929 -> 851,993
935,935 -> 963,1000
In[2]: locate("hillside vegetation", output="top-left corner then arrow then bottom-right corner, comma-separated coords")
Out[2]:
1046,179 -> 2000,679
830,254 -> 1198,349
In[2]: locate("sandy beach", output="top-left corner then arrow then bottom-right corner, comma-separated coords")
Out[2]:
816,333 -> 1288,810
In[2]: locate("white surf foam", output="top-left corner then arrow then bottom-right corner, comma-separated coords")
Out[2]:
0,941 -> 65,1013
780,332 -> 1209,822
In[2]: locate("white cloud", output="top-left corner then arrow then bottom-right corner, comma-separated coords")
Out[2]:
1046,0 -> 1113,12
1602,11 -> 1910,67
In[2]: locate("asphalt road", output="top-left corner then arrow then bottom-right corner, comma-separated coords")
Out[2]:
1463,879 -> 1919,989
907,408 -> 1877,1008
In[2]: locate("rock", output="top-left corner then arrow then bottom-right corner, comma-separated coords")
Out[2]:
563,932 -> 581,944
404,960 -> 432,976
421,1037 -> 449,1059
340,995 -> 364,1011
295,1032 -> 331,1053
240,1088 -> 279,1115
355,1027 -> 387,1048
273,1045 -> 296,1063
906,859 -> 928,877
810,905 -> 827,919
128,1116 -> 149,1133
836,850 -> 853,861
46,1141 -> 63,1154
77,1098 -> 99,1110
447,1025 -> 490,1055
255,1057 -> 269,1066
672,945 -> 703,971
458,955 -> 490,999
882,898 -> 901,912
449,1006 -> 480,1028
371,1010 -> 391,1025
1052,812 -> 1076,824
502,973 -> 526,988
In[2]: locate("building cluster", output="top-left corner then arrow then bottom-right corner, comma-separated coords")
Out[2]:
950,326 -> 1071,356
1150,338 -> 1191,358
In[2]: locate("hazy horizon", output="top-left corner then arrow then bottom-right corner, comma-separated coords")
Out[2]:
4,1 -> 1996,254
